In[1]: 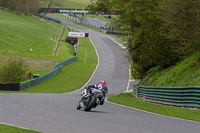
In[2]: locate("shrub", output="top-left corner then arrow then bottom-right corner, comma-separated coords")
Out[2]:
0,58 -> 29,83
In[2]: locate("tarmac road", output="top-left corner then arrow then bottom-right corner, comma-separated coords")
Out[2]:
0,17 -> 199,133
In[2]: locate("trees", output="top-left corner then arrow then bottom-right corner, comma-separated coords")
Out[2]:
159,0 -> 200,58
0,0 -> 40,15
87,0 -> 200,79
87,0 -> 113,13
126,0 -> 175,78
15,0 -> 40,15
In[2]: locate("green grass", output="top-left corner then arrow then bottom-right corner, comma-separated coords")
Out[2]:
0,123 -> 41,133
0,10 -> 73,60
141,52 -> 200,86
48,13 -> 68,20
55,27 -> 74,61
0,10 -> 75,79
0,10 -> 97,93
18,37 -> 97,93
40,0 -> 91,9
108,92 -> 200,122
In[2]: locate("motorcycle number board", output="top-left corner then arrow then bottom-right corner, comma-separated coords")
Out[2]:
68,32 -> 89,37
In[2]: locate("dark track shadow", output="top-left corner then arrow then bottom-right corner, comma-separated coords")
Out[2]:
78,109 -> 110,113
89,110 -> 110,113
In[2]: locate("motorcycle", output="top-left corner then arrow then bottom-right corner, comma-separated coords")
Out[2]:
77,87 -> 105,111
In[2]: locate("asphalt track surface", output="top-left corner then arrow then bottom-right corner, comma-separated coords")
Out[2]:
0,18 -> 200,133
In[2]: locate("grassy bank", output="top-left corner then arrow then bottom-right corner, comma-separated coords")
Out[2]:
0,10 -> 65,59
0,124 -> 41,133
107,92 -> 200,122
0,10 -> 74,78
0,10 -> 97,93
141,52 -> 200,86
107,40 -> 200,122
0,10 -> 74,61
19,37 -> 97,93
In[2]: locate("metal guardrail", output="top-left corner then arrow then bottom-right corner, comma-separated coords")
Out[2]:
19,15 -> 78,90
0,15 -> 77,91
54,56 -> 77,69
133,86 -> 200,108
0,83 -> 20,91
20,66 -> 61,90
20,56 -> 77,90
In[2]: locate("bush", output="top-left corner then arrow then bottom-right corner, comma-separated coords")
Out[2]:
0,58 -> 29,83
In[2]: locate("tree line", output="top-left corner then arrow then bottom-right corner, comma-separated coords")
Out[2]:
0,0 -> 64,15
0,0 -> 40,15
88,0 -> 200,79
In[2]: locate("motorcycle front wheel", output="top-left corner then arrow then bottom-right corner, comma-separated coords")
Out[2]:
84,96 -> 96,111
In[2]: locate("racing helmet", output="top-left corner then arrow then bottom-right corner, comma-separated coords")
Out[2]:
100,80 -> 106,85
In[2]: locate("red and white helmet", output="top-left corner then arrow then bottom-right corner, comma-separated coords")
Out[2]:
100,80 -> 106,85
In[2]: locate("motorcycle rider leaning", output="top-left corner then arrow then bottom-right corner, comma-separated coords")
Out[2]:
85,80 -> 108,105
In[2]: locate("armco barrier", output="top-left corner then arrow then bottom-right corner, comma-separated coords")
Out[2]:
19,14 -> 78,90
20,56 -> 77,90
1,15 -> 78,91
0,83 -> 20,91
54,56 -> 77,69
20,66 -> 61,90
133,86 -> 200,108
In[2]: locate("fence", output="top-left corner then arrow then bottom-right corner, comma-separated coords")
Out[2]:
54,56 -> 77,69
20,66 -> 61,90
39,14 -> 65,25
0,15 -> 78,91
19,15 -> 78,90
133,86 -> 200,108
0,83 -> 20,91
20,56 -> 77,90
39,14 -> 61,23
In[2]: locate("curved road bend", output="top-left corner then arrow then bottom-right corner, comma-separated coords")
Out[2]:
0,18 -> 199,133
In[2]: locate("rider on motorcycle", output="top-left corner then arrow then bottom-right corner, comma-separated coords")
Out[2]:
77,80 -> 108,110
85,80 -> 108,105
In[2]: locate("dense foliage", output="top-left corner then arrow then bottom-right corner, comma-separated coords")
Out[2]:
88,0 -> 200,79
0,58 -> 29,83
0,0 -> 40,15
87,0 -> 112,13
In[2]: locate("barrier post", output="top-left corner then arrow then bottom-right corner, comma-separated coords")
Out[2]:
61,65 -> 63,71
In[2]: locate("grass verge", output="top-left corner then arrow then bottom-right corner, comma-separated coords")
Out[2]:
0,10 -> 75,80
17,37 -> 97,93
0,123 -> 41,133
107,92 -> 200,122
0,10 -> 65,59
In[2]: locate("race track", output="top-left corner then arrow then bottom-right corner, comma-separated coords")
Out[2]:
0,18 -> 199,133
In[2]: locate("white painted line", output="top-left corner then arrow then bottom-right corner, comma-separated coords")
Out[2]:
107,36 -> 126,49
125,65 -> 131,92
105,36 -> 130,95
0,32 -> 98,131
105,97 -> 200,124
106,34 -> 200,124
